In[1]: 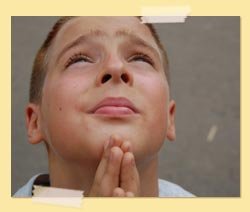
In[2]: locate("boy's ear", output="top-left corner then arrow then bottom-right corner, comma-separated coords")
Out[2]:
166,100 -> 176,142
25,103 -> 44,144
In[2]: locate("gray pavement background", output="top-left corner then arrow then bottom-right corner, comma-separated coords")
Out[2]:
11,16 -> 240,196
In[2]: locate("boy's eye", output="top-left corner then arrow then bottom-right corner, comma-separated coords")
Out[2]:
65,53 -> 93,68
128,53 -> 154,66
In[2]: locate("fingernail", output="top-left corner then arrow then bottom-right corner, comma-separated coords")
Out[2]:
125,141 -> 132,152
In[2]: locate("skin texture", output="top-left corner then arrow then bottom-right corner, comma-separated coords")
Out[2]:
26,17 -> 176,197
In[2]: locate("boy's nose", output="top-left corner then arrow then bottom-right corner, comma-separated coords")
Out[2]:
95,54 -> 133,86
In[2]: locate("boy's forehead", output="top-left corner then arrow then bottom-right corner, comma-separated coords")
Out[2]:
52,16 -> 159,55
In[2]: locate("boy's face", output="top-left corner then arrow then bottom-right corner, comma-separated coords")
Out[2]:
37,17 -> 175,163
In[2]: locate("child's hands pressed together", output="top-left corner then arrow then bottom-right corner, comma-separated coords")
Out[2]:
87,135 -> 140,197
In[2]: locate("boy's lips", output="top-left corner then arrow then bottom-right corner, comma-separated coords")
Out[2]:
88,97 -> 139,116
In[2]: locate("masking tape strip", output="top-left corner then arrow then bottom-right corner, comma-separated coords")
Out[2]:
141,6 -> 191,23
32,185 -> 84,208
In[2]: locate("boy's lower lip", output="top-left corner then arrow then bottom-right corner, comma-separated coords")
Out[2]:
93,106 -> 135,115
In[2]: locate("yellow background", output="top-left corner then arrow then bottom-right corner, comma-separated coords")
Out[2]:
1,0 -> 249,211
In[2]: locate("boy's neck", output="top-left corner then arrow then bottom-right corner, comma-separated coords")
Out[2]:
48,154 -> 159,197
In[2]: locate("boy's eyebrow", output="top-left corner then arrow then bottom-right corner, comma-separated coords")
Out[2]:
55,30 -> 106,64
56,29 -> 161,64
115,29 -> 161,60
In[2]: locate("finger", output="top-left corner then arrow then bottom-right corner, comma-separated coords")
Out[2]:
110,134 -> 123,147
103,146 -> 123,186
95,146 -> 123,196
88,135 -> 125,197
113,187 -> 125,197
93,135 -> 124,183
89,146 -> 123,196
125,191 -> 135,197
120,152 -> 140,196
120,141 -> 132,153
88,137 -> 116,196
93,137 -> 114,183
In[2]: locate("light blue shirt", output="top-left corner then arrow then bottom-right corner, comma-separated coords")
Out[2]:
14,174 -> 195,197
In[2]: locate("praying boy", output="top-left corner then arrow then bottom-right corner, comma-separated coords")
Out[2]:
14,16 -> 194,197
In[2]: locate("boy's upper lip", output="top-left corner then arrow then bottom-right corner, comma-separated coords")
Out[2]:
88,97 -> 139,114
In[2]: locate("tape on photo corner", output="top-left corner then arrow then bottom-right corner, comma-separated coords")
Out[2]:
141,6 -> 190,23
32,185 -> 84,208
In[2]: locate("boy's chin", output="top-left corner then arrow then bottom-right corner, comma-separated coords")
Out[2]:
84,131 -> 163,163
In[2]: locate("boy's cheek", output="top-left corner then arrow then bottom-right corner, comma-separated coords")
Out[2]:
143,77 -> 169,142
141,77 -> 169,115
41,115 -> 105,163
